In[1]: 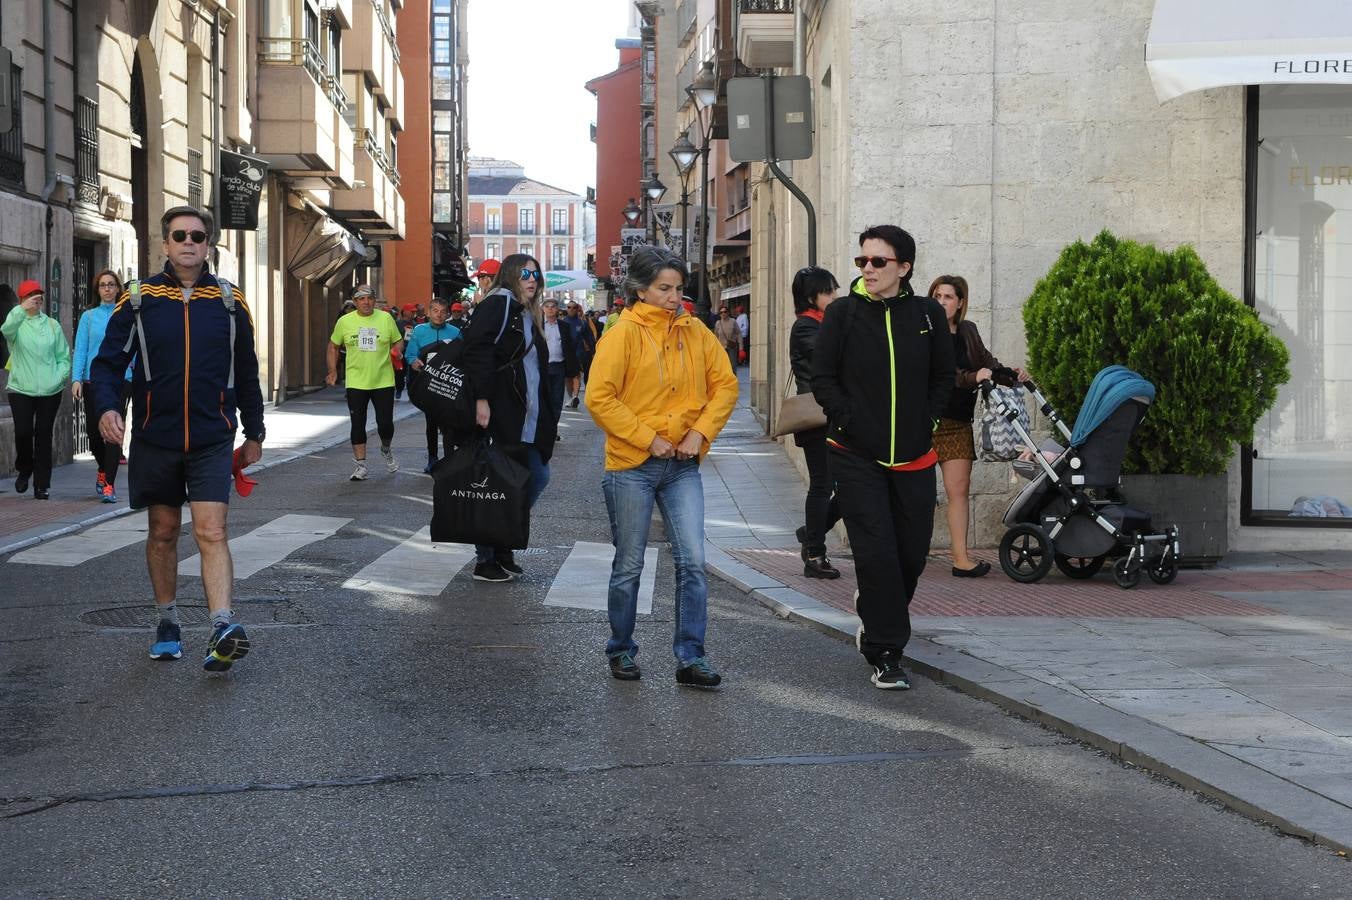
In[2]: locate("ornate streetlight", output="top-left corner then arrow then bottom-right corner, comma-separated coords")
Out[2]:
643,173 -> 667,244
668,133 -> 698,263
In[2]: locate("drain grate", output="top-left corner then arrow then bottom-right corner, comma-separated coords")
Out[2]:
80,597 -> 310,628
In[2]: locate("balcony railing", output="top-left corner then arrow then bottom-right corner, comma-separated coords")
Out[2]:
356,127 -> 401,186
740,0 -> 793,10
640,80 -> 655,108
258,37 -> 349,112
676,0 -> 696,46
519,224 -> 535,234
187,148 -> 203,208
76,96 -> 100,205
371,0 -> 401,63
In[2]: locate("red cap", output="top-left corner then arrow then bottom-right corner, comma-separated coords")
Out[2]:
474,259 -> 500,278
614,299 -> 625,307
451,303 -> 464,312
232,447 -> 259,498
401,303 -> 417,313
17,279 -> 43,300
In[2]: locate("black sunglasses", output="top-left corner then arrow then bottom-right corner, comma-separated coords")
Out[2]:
170,229 -> 208,244
519,269 -> 540,281
854,255 -> 899,270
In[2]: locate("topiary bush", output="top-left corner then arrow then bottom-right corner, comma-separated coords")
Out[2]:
1022,230 -> 1289,476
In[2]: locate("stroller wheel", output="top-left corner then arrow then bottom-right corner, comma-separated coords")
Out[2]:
999,524 -> 1053,583
1113,557 -> 1142,589
1147,559 -> 1179,585
1054,554 -> 1106,580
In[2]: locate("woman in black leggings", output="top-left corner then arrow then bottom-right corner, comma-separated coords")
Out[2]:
789,266 -> 842,579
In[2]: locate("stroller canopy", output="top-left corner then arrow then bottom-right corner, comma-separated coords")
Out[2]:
1070,365 -> 1156,447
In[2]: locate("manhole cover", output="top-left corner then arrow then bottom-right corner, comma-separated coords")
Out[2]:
80,597 -> 310,628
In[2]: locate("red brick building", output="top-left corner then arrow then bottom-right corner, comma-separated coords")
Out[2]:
586,40 -> 643,289
467,158 -> 587,273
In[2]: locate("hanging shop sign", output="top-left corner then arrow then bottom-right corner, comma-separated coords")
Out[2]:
217,150 -> 269,230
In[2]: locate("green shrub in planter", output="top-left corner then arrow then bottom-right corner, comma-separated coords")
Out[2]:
1023,231 -> 1289,476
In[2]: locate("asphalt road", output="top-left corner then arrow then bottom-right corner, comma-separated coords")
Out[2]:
1,403 -> 1348,898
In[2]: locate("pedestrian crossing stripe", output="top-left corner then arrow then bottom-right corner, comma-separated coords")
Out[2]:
544,541 -> 656,614
178,514 -> 351,578
8,512 -> 657,611
341,527 -> 478,595
9,510 -> 192,567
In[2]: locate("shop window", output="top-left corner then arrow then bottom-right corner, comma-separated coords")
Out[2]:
1245,84 -> 1352,525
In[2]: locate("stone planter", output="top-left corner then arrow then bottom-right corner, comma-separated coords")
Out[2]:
1120,473 -> 1227,567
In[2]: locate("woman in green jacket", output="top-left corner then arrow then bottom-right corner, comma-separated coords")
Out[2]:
3,279 -> 71,500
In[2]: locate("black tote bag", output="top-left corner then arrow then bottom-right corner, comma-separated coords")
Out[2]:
407,340 -> 476,430
430,435 -> 531,549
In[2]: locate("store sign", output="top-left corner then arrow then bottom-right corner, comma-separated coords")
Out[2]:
218,150 -> 269,230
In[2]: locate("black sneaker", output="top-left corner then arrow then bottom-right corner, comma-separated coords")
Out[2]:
203,622 -> 250,672
870,652 -> 911,691
15,472 -> 29,493
569,397 -> 580,409
496,552 -> 524,576
608,652 -> 641,681
472,561 -> 513,582
676,657 -> 722,688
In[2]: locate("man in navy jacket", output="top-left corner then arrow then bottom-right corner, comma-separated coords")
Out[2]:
93,205 -> 264,673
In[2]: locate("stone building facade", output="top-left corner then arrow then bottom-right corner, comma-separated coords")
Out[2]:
0,0 -> 462,477
740,0 -> 1348,552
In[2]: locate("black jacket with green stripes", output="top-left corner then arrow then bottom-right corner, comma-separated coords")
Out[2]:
811,277 -> 955,466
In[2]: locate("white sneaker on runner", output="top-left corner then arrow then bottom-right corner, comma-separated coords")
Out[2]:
350,461 -> 369,481
381,446 -> 399,473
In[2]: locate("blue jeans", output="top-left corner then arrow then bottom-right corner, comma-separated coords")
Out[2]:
475,444 -> 550,562
602,457 -> 708,665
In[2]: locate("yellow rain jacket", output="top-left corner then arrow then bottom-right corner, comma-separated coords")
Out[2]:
586,300 -> 739,471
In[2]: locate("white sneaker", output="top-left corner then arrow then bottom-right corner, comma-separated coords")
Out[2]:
350,461 -> 368,481
381,446 -> 399,473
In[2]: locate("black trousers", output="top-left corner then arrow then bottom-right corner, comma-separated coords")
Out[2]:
831,448 -> 936,662
346,387 -> 396,447
424,412 -> 453,460
82,383 -> 130,487
799,431 -> 840,554
8,391 -> 63,491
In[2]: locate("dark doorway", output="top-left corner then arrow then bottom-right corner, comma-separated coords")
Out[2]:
70,239 -> 97,455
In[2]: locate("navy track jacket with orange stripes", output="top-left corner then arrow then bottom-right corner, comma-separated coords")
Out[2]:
91,262 -> 265,452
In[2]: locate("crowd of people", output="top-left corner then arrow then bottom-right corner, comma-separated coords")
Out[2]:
7,207 -> 1031,694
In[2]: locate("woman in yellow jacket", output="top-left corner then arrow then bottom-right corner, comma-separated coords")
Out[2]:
587,247 -> 739,687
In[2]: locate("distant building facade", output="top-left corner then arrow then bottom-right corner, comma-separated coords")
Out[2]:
467,158 -> 587,274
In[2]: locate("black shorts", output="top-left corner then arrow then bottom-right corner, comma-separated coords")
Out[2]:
128,437 -> 234,509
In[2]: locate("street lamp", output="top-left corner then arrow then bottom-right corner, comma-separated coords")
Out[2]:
643,173 -> 667,244
685,60 -> 719,321
668,134 -> 698,262
622,197 -> 642,228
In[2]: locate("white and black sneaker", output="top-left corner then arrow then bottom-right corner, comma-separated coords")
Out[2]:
870,651 -> 911,691
381,446 -> 399,473
350,461 -> 369,481
472,561 -> 513,583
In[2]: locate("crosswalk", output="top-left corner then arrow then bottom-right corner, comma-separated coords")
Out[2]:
6,512 -> 658,611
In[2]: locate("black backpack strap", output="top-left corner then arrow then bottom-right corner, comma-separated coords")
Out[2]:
218,276 -> 237,389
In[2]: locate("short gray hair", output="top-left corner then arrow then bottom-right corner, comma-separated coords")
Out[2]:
622,247 -> 688,302
160,205 -> 214,241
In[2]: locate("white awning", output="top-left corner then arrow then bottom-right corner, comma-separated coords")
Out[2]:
1146,0 -> 1352,102
718,282 -> 750,301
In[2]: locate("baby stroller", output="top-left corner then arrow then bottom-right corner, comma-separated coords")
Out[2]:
984,365 -> 1181,589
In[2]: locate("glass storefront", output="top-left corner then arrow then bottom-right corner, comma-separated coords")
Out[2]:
1247,84 -> 1352,524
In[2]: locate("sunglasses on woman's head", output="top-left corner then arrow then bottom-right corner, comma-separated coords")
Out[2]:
170,229 -> 208,244
519,269 -> 540,281
854,255 -> 898,270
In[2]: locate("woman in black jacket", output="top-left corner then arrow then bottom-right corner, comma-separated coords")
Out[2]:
459,253 -> 559,583
812,225 -> 954,691
929,275 -> 1029,579
789,266 -> 842,579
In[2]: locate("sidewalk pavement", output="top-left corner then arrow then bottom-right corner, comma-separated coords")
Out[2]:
0,389 -> 421,556
702,367 -> 1352,852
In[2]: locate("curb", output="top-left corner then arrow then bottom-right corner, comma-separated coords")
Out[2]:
0,404 -> 421,558
702,543 -> 1352,854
